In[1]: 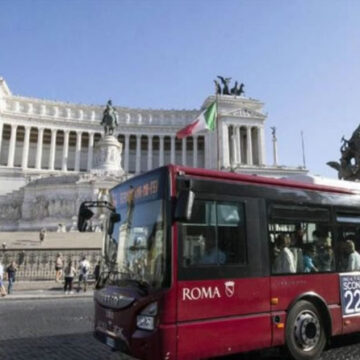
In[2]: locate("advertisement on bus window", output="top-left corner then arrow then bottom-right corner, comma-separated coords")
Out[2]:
340,273 -> 360,317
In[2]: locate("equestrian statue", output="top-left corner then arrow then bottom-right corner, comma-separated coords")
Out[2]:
101,100 -> 119,136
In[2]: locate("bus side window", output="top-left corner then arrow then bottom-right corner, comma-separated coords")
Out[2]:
181,200 -> 217,266
217,202 -> 247,265
336,215 -> 360,272
181,200 -> 247,267
269,222 -> 334,274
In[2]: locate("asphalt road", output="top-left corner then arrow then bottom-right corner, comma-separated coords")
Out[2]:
0,298 -> 130,360
1,298 -> 360,360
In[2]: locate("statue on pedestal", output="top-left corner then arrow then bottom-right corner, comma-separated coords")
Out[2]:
91,100 -> 124,177
101,100 -> 119,136
215,76 -> 245,96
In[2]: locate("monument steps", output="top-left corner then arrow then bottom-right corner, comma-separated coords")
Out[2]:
0,231 -> 102,249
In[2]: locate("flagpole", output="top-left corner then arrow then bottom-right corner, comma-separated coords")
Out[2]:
301,130 -> 306,168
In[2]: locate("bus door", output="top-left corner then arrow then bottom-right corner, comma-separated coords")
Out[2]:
176,194 -> 271,359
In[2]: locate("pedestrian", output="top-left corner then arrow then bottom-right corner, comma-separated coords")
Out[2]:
64,261 -> 76,294
94,260 -> 101,288
77,255 -> 90,292
94,260 -> 101,282
0,261 -> 6,297
55,253 -> 64,283
6,261 -> 17,294
39,228 -> 46,244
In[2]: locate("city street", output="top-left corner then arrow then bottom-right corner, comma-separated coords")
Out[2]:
0,297 -> 131,360
1,297 -> 360,360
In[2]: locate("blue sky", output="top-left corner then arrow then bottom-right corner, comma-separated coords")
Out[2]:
1,0 -> 359,177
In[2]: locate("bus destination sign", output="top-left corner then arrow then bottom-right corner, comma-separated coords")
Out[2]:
340,273 -> 360,317
117,179 -> 159,206
111,170 -> 165,209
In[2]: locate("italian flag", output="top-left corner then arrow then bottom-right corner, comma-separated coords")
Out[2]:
176,101 -> 217,139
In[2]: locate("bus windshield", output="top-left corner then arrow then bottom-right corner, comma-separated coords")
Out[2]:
104,169 -> 167,289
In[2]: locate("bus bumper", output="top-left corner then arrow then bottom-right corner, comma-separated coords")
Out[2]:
94,328 -> 161,360
131,329 -> 160,359
94,329 -> 129,353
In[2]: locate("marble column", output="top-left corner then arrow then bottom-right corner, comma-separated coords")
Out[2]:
135,134 -> 141,173
7,124 -> 18,167
182,138 -> 187,165
193,136 -> 198,167
87,132 -> 94,170
75,131 -> 82,172
21,126 -> 31,170
0,122 -> 3,157
48,128 -> 57,170
159,135 -> 164,166
204,134 -> 210,169
231,126 -> 237,166
62,130 -> 70,171
124,134 -> 130,172
235,126 -> 240,165
147,135 -> 153,170
35,127 -> 44,169
239,127 -> 243,164
170,136 -> 175,164
259,127 -> 265,165
221,122 -> 230,168
246,126 -> 253,165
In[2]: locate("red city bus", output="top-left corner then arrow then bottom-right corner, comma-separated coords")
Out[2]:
78,164 -> 360,360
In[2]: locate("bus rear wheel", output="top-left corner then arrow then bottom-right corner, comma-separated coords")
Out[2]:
285,300 -> 326,360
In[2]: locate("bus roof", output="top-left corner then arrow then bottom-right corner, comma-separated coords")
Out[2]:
170,165 -> 356,195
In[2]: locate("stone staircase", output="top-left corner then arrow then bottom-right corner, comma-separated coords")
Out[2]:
0,231 -> 102,249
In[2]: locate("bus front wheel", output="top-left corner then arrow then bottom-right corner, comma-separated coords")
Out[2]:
285,300 -> 326,360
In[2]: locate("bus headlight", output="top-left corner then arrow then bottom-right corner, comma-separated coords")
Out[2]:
136,302 -> 158,331
136,315 -> 155,331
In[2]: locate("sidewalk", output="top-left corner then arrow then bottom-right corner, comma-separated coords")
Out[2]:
0,280 -> 94,301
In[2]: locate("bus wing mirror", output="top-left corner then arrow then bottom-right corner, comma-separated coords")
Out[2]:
108,212 -> 121,235
78,204 -> 94,232
174,190 -> 195,222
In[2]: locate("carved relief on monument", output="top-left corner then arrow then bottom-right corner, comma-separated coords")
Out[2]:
0,203 -> 21,220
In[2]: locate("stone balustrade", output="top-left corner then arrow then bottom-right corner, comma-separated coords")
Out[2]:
0,248 -> 101,281
4,97 -> 198,126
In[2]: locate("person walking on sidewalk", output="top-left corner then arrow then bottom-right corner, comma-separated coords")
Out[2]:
6,261 -> 17,294
77,256 -> 90,292
39,228 -> 46,244
64,261 -> 76,294
55,253 -> 63,283
94,260 -> 101,287
0,261 -> 6,297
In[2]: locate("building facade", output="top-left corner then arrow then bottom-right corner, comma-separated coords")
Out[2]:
0,77 -> 306,198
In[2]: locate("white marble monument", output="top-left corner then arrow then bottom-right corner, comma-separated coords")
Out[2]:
0,102 -> 127,231
0,76 -> 308,231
